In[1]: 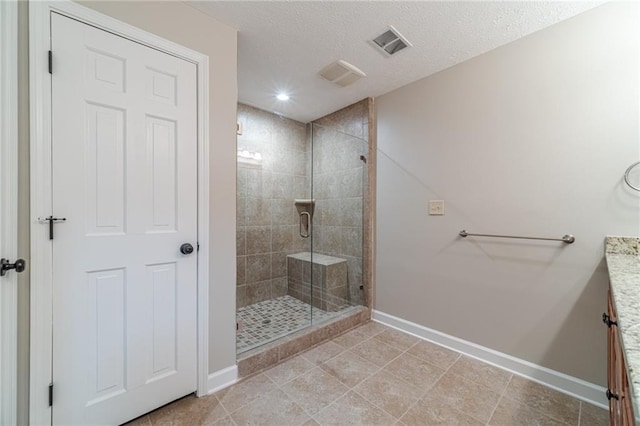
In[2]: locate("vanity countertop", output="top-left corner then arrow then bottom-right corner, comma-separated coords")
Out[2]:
605,236 -> 640,415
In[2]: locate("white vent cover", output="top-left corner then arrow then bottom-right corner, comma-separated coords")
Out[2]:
372,25 -> 412,56
318,60 -> 366,87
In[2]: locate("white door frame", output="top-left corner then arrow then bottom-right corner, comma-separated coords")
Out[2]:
0,1 -> 19,425
29,2 -> 210,424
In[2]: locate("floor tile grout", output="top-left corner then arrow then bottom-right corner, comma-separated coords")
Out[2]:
137,321 -> 607,426
485,392 -> 505,425
577,400 -> 583,426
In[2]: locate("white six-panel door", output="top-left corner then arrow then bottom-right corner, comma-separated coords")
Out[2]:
51,13 -> 198,425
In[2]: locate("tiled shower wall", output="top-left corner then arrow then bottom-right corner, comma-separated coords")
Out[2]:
312,101 -> 369,306
236,104 -> 310,308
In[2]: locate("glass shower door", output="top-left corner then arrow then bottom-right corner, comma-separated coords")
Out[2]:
309,123 -> 367,324
235,105 -> 312,354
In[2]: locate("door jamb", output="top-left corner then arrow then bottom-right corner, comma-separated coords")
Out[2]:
29,2 -> 210,424
0,1 -> 19,424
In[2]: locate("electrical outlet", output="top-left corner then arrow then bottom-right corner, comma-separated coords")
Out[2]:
428,200 -> 445,215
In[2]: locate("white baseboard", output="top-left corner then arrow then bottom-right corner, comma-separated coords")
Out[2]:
372,310 -> 607,409
207,365 -> 238,395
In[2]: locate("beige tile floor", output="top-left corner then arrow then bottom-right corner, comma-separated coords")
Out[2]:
126,321 -> 609,426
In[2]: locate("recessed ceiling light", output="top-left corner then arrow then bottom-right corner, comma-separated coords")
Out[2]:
276,93 -> 290,101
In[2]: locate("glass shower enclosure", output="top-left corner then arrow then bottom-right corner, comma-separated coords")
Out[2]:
236,106 -> 366,354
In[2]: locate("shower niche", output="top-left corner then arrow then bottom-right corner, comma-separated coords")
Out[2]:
236,101 -> 371,356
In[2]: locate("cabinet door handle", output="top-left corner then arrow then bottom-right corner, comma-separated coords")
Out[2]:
606,389 -> 619,401
603,313 -> 618,327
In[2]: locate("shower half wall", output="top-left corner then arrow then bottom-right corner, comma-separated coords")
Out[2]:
236,101 -> 372,355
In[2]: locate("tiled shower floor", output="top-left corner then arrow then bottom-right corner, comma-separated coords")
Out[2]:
236,295 -> 353,353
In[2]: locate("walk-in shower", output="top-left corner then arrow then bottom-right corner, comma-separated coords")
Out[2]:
236,103 -> 368,354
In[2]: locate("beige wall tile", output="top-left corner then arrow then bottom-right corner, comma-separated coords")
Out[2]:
271,252 -> 287,278
245,254 -> 271,283
236,256 -> 245,285
236,227 -> 246,256
246,226 -> 272,255
245,198 -> 271,226
271,276 -> 288,298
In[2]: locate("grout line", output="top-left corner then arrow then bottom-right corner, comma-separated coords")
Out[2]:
214,397 -> 234,425
577,401 -> 582,426
350,386 -> 400,421
486,393 -> 504,425
347,340 -> 426,421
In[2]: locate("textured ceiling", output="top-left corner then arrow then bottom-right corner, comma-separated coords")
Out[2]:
188,1 -> 602,123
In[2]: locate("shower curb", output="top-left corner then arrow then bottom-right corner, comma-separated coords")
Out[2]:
236,306 -> 370,379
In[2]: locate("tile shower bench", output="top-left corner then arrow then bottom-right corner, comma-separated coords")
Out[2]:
287,252 -> 348,312
604,236 -> 640,424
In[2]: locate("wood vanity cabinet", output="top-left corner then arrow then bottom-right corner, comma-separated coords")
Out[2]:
606,289 -> 635,425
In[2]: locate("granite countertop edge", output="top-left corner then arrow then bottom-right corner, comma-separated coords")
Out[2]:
605,235 -> 640,416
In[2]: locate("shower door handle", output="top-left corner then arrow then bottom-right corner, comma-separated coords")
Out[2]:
299,212 -> 310,238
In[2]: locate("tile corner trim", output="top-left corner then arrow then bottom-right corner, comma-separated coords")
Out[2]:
371,310 -> 607,409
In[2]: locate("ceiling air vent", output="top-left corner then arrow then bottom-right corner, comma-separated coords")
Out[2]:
372,25 -> 412,56
318,60 -> 366,87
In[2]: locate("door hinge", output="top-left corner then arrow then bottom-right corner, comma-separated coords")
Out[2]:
48,50 -> 52,74
48,383 -> 53,407
197,243 -> 200,252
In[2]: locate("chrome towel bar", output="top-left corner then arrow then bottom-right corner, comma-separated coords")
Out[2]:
624,161 -> 640,192
459,230 -> 575,244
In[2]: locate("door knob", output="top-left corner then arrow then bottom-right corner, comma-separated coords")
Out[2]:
1,258 -> 26,277
180,243 -> 194,255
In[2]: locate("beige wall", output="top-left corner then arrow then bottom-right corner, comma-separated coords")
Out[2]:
376,1 -> 639,385
79,0 -> 239,376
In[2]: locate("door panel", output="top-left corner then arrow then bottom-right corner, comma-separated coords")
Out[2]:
51,13 -> 198,425
87,268 -> 126,405
146,116 -> 177,232
85,103 -> 126,234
